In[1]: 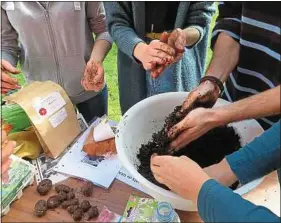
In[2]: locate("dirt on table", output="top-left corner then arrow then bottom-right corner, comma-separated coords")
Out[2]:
137,105 -> 241,190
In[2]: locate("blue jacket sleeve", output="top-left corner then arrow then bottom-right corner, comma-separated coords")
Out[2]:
103,2 -> 143,61
226,120 -> 280,184
198,179 -> 280,222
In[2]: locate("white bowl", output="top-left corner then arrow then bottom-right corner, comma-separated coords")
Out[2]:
116,92 -> 264,211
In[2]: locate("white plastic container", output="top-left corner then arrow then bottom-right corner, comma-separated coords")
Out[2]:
116,92 -> 264,211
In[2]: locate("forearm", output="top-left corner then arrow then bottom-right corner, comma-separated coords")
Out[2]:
104,2 -> 144,60
183,27 -> 200,47
226,120 -> 280,184
198,179 -> 280,223
90,39 -> 112,62
205,32 -> 240,83
212,86 -> 280,126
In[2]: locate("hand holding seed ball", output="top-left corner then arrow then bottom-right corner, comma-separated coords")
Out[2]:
150,155 -> 210,205
150,29 -> 186,78
133,41 -> 175,73
81,59 -> 104,92
166,28 -> 186,63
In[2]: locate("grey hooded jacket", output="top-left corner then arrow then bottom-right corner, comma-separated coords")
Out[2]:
1,1 -> 112,104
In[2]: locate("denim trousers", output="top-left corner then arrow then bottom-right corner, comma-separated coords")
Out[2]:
76,85 -> 108,124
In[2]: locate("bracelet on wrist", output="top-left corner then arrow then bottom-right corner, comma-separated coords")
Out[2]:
199,76 -> 224,94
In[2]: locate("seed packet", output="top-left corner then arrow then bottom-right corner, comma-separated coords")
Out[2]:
122,195 -> 158,222
1,155 -> 35,216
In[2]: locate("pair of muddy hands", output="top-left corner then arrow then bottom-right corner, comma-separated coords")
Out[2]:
81,59 -> 104,92
165,80 -> 221,153
151,28 -> 186,78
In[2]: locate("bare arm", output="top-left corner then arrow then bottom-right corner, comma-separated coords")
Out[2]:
211,85 -> 280,126
90,39 -> 112,63
183,27 -> 200,47
205,32 -> 240,82
169,86 -> 280,151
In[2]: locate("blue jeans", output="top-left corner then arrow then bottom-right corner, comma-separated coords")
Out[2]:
145,37 -> 177,97
76,85 -> 108,124
146,64 -> 177,97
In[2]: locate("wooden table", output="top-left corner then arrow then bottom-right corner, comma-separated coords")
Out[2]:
2,172 -> 280,222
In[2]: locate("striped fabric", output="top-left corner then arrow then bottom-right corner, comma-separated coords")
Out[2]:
212,2 -> 280,129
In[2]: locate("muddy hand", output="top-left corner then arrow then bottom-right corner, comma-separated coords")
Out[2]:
151,32 -> 173,78
82,59 -> 104,92
168,108 -> 216,154
150,155 -> 210,205
177,80 -> 220,118
1,59 -> 21,94
167,28 -> 185,63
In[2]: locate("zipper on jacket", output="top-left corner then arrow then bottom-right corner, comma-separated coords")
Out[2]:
44,10 -> 64,87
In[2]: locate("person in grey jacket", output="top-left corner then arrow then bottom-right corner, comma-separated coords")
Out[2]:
104,2 -> 215,114
1,2 -> 112,123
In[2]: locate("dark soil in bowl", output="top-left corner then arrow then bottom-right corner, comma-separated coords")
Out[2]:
137,105 -> 241,190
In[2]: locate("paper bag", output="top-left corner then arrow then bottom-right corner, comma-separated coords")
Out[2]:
5,81 -> 81,158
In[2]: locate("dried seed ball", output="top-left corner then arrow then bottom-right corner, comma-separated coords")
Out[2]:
84,206 -> 99,220
66,191 -> 75,200
47,195 -> 61,209
80,200 -> 91,212
57,191 -> 67,202
37,179 -> 52,196
55,184 -> 72,193
72,208 -> 83,221
34,200 -> 47,217
61,198 -> 79,209
81,181 -> 94,197
67,205 -> 79,214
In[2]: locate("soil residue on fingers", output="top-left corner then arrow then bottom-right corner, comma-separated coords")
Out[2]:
137,104 -> 241,190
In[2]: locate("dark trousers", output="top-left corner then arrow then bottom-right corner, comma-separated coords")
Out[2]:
76,85 -> 108,124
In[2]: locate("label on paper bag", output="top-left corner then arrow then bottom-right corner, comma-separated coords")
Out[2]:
32,92 -> 66,118
49,108 -> 67,128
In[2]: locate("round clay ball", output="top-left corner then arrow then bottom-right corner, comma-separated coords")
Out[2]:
34,200 -> 47,217
47,195 -> 61,209
81,181 -> 93,197
36,179 -> 52,196
72,208 -> 83,221
66,191 -> 75,200
55,184 -> 72,193
61,198 -> 79,209
80,200 -> 91,212
85,206 -> 99,220
57,191 -> 67,202
67,205 -> 79,214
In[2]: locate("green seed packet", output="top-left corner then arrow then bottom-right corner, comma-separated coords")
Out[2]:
1,155 -> 35,215
122,195 -> 158,222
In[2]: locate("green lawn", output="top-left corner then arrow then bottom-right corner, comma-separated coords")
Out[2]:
15,7 -> 218,122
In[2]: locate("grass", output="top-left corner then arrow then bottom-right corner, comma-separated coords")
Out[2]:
15,6 -> 218,122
